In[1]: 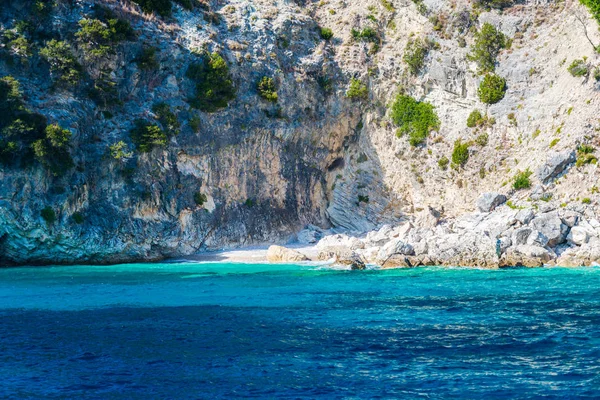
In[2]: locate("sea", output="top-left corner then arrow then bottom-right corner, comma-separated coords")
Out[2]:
1,261 -> 600,399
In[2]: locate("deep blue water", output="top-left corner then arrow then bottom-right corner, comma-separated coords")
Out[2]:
1,262 -> 600,399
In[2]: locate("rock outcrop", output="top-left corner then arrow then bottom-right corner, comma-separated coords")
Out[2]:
266,245 -> 309,263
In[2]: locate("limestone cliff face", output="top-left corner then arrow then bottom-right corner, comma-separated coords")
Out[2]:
0,0 -> 598,265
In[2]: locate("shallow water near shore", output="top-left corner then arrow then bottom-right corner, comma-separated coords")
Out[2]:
1,262 -> 600,398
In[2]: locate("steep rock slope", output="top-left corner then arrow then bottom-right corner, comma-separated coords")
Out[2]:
0,0 -> 598,264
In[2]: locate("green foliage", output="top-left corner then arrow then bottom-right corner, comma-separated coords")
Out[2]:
438,155 -> 449,170
474,0 -> 516,9
475,132 -> 489,146
186,52 -> 236,112
194,192 -> 207,206
134,0 -> 173,17
467,109 -> 483,128
390,94 -> 440,146
136,47 -> 160,71
576,144 -> 597,167
317,75 -> 333,93
358,195 -> 369,204
72,212 -> 84,224
320,27 -> 334,40
451,140 -> 470,167
41,206 -> 56,224
403,37 -> 431,75
351,27 -> 378,42
76,17 -> 133,60
109,141 -> 133,160
549,138 -> 560,148
580,0 -> 600,26
478,74 -> 506,104
512,169 -> 532,190
257,77 -> 278,102
152,103 -> 180,135
567,59 -> 589,77
189,115 -> 201,132
32,124 -> 74,175
346,78 -> 368,100
582,197 -> 592,204
2,29 -> 32,60
39,40 -> 82,87
468,22 -> 507,74
130,119 -> 168,152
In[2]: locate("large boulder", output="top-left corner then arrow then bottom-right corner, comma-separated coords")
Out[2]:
267,245 -> 310,263
557,238 -> 600,266
535,150 -> 576,184
317,246 -> 366,270
316,234 -> 365,250
296,226 -> 323,244
501,245 -> 555,267
529,214 -> 569,247
414,206 -> 441,228
376,238 -> 415,264
476,192 -> 507,212
426,232 -> 499,268
567,226 -> 591,246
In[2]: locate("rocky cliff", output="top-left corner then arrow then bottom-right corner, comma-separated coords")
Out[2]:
1,0 -> 599,266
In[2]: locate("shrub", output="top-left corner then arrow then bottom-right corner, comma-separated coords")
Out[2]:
390,94 -> 440,146
567,59 -> 589,77
186,52 -> 236,112
320,27 -> 334,40
317,75 -> 333,93
576,144 -> 597,167
467,109 -> 483,128
130,119 -> 168,152
351,27 -> 378,42
72,212 -> 84,224
475,132 -> 488,146
39,40 -> 82,86
109,141 -> 133,160
474,0 -> 516,9
580,0 -> 600,26
403,37 -> 431,75
451,140 -> 470,167
438,155 -> 449,170
582,197 -> 592,204
41,206 -> 56,224
549,138 -> 560,148
135,47 -> 160,71
478,74 -> 506,104
194,192 -> 207,206
133,0 -> 173,17
513,169 -> 532,190
346,78 -> 368,100
468,22 -> 507,73
152,103 -> 180,135
358,195 -> 369,204
257,77 -> 278,102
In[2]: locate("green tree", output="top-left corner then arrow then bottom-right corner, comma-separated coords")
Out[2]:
40,40 -> 82,86
468,23 -> 507,73
186,52 -> 236,112
478,74 -> 506,104
130,119 -> 168,152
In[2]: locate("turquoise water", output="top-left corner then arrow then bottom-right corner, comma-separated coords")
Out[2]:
1,262 -> 600,398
